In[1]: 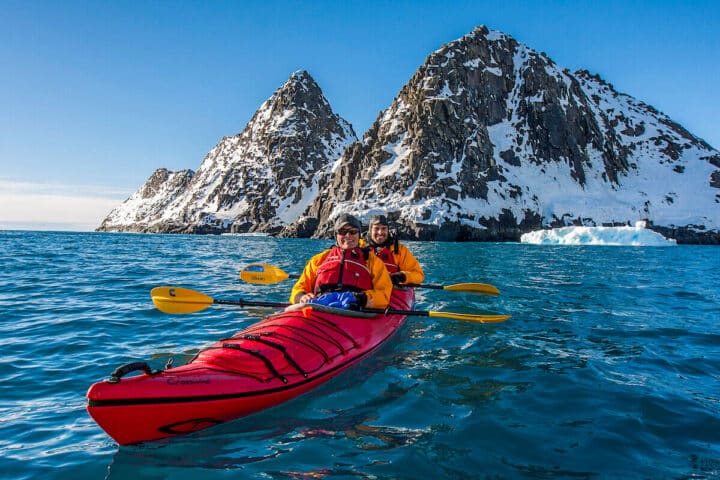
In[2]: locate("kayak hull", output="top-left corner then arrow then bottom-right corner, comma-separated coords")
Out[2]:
87,288 -> 414,445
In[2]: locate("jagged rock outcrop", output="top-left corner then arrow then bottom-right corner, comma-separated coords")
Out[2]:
292,26 -> 719,242
98,71 -> 356,234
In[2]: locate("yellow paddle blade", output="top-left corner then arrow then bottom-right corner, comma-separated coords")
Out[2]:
240,263 -> 290,284
150,286 -> 214,314
427,311 -> 510,323
444,283 -> 500,295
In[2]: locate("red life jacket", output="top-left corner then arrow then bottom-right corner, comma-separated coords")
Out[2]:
372,246 -> 400,273
314,246 -> 373,294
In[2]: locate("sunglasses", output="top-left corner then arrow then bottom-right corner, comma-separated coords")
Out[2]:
337,228 -> 359,236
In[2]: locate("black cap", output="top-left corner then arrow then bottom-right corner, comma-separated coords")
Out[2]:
369,214 -> 389,226
333,213 -> 361,232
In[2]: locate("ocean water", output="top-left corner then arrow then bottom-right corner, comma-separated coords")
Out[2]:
1,230 -> 718,480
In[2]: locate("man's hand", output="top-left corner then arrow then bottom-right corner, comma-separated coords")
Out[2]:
390,272 -> 406,285
296,292 -> 317,303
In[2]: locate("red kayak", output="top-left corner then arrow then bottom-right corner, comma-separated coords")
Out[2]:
86,287 -> 414,445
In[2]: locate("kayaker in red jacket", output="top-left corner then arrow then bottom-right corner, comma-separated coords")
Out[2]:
290,213 -> 392,309
364,214 -> 425,286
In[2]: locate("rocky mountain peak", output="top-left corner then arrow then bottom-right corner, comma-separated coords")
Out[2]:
270,70 -> 324,110
294,26 -> 719,242
98,71 -> 356,234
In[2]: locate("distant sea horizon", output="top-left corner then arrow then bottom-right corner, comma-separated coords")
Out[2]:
0,221 -> 99,232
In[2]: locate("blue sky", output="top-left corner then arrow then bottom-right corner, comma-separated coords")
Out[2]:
1,0 -> 718,231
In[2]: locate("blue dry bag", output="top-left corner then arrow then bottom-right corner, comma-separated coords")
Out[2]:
308,292 -> 357,309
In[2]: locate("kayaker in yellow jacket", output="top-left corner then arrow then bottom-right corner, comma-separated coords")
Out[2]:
364,214 -> 425,286
290,213 -> 392,309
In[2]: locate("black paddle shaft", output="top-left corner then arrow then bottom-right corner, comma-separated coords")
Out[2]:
215,299 -> 290,309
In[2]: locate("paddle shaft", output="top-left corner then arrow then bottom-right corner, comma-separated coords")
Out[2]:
216,300 -> 507,323
223,299 -> 451,317
407,283 -> 449,290
214,298 -> 290,309
274,274 -> 473,291
360,306 -> 427,316
360,307 -> 508,322
240,264 -> 499,295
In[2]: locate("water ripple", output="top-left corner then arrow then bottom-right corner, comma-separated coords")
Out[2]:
0,232 -> 718,479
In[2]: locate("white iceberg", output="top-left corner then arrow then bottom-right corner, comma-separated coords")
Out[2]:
520,221 -> 677,246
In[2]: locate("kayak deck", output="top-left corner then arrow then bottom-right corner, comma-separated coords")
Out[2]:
86,288 -> 414,445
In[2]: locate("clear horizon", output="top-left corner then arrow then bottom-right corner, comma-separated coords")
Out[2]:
1,0 -> 718,232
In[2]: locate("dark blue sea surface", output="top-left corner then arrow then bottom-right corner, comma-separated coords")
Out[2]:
1,231 -> 718,479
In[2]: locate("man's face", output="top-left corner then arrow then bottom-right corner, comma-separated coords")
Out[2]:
370,224 -> 389,244
336,225 -> 360,249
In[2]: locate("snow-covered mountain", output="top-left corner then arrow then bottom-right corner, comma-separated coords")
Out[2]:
98,26 -> 719,243
291,26 -> 718,243
98,70 -> 356,234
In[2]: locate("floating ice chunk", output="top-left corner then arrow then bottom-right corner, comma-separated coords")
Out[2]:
520,223 -> 677,246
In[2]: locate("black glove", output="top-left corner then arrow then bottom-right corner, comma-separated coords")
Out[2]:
390,272 -> 406,285
349,292 -> 367,310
